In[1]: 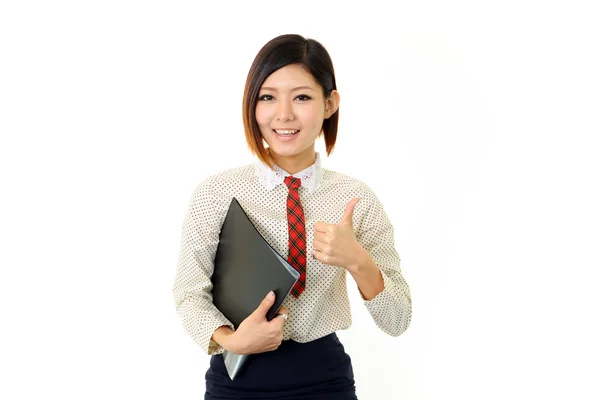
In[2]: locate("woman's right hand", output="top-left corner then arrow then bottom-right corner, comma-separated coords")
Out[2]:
224,291 -> 289,355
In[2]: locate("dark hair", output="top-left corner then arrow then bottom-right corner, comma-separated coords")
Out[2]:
242,34 -> 339,168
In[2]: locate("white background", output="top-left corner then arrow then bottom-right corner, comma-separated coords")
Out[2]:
1,1 -> 599,399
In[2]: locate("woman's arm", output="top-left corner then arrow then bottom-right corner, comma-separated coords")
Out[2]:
310,182 -> 411,336
173,179 -> 234,355
354,184 -> 412,337
211,326 -> 235,348
347,253 -> 385,301
174,180 -> 289,355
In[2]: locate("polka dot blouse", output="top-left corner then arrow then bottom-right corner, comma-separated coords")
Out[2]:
173,152 -> 412,355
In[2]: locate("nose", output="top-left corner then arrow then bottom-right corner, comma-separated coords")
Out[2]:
276,99 -> 294,122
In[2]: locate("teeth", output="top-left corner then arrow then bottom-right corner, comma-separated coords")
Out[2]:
275,129 -> 299,135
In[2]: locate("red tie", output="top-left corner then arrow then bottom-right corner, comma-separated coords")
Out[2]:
284,176 -> 306,298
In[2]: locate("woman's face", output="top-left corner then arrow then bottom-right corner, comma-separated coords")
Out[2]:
255,64 -> 337,167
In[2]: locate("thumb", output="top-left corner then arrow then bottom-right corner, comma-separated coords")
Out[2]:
252,290 -> 275,319
340,198 -> 360,227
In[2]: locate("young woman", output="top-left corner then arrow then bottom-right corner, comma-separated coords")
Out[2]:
173,34 -> 412,399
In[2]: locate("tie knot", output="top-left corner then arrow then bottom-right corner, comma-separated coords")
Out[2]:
284,176 -> 301,190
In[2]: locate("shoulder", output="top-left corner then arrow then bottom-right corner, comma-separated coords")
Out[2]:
318,167 -> 387,228
321,169 -> 395,239
187,163 -> 256,220
321,167 -> 379,202
187,164 -> 257,212
194,163 -> 256,194
203,164 -> 256,186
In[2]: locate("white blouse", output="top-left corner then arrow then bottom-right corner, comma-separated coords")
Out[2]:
173,153 -> 412,355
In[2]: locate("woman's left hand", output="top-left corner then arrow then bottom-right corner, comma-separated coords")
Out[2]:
312,198 -> 368,273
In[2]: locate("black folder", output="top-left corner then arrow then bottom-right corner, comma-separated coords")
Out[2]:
211,197 -> 300,380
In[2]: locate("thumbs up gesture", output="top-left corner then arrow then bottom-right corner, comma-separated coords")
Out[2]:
312,198 -> 369,273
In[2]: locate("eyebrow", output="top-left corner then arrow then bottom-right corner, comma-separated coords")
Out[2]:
260,85 -> 316,92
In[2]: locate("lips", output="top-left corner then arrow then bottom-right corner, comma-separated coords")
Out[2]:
272,129 -> 300,142
274,129 -> 300,136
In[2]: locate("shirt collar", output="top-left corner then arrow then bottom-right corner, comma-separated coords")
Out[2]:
254,152 -> 323,194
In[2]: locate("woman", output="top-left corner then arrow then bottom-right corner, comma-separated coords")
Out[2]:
173,34 -> 412,399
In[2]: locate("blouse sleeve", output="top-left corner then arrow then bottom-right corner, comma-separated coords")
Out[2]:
356,184 -> 412,337
172,179 -> 233,355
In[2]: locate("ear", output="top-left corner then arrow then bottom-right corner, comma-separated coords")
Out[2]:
324,90 -> 340,119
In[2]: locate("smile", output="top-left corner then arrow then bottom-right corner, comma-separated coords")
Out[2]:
274,129 -> 299,136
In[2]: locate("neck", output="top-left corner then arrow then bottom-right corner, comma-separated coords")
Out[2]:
268,148 -> 316,175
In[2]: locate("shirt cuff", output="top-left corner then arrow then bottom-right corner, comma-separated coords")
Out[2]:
204,317 -> 234,356
363,270 -> 393,307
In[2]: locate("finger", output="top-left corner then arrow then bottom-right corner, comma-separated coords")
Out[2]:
269,335 -> 283,351
340,198 -> 360,227
252,290 -> 275,319
272,307 -> 289,325
272,312 -> 288,329
275,313 -> 288,323
312,249 -> 330,265
314,221 -> 335,233
312,238 -> 325,253
277,306 -> 289,314
313,230 -> 329,244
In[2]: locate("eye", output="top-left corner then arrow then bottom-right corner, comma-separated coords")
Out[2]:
295,94 -> 312,101
258,94 -> 274,101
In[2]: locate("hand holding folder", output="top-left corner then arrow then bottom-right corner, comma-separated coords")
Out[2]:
211,198 -> 300,380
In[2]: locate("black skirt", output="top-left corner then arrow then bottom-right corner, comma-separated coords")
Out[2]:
204,333 -> 358,399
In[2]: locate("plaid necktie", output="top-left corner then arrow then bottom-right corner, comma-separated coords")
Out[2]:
284,176 -> 306,298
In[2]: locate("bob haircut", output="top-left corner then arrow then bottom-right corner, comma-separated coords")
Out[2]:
242,34 -> 339,169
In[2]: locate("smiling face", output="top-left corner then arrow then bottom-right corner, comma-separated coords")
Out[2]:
255,63 -> 339,174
